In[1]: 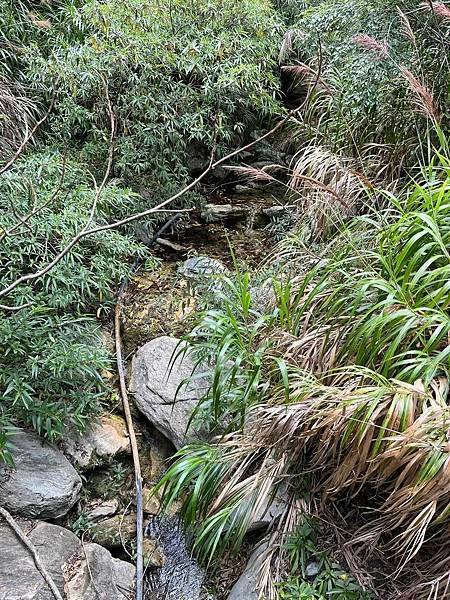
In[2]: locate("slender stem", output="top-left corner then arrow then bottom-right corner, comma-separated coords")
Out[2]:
115,298 -> 144,600
0,506 -> 64,600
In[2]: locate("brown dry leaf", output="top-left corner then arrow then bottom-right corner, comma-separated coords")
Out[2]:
28,12 -> 52,28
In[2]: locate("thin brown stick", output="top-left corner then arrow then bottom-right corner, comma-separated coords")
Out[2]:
115,297 -> 144,600
0,506 -> 64,600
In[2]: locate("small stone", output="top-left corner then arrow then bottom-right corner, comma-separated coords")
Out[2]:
143,538 -> 165,568
177,255 -> 228,279
62,415 -> 131,469
305,560 -> 321,578
200,204 -> 249,223
89,513 -> 165,568
90,514 -> 135,548
133,486 -> 182,516
85,499 -> 119,521
142,488 -> 161,515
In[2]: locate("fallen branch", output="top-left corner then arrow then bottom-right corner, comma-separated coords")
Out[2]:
0,106 -> 300,302
0,506 -> 63,600
114,297 -> 144,600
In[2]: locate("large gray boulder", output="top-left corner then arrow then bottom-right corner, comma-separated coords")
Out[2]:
129,336 -> 210,449
228,542 -> 269,600
0,429 -> 82,519
0,520 -> 134,600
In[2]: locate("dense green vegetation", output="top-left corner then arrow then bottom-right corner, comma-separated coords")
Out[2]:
0,0 -> 282,462
1,0 -> 450,597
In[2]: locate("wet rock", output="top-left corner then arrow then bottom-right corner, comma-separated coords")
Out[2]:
228,542 -> 269,600
90,513 -> 135,548
0,429 -> 81,519
145,516 -> 205,600
90,513 -> 165,568
143,538 -> 166,568
0,520 -> 134,600
248,486 -> 289,531
200,204 -> 249,223
132,486 -> 182,516
62,415 -> 130,469
177,256 -> 228,279
85,498 -> 119,521
129,336 -> 211,449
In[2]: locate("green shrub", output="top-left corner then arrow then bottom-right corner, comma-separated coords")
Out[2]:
0,150 -> 145,463
24,0 -> 282,193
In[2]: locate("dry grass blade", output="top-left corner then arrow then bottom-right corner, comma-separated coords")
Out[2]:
0,79 -> 35,159
281,63 -> 333,95
399,66 -> 441,121
397,8 -> 417,48
224,164 -> 278,182
278,29 -> 300,64
288,145 -> 368,223
422,1 -> 450,20
351,34 -> 389,59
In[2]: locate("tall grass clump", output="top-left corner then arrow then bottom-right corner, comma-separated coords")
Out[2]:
158,147 -> 450,598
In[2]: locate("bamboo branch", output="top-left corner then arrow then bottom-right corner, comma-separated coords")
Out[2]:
0,506 -> 64,600
0,83 -> 58,177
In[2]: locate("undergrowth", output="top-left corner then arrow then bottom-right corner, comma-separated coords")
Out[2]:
157,145 -> 450,598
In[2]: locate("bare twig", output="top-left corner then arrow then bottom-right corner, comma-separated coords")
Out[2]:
0,506 -> 64,600
0,302 -> 33,312
0,84 -> 58,177
115,297 -> 144,600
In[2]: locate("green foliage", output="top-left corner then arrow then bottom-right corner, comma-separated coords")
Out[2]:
280,520 -> 372,599
24,0 -> 282,192
292,154 -> 450,383
283,0 -> 450,166
184,268 -> 274,431
0,151 -> 145,462
157,442 -> 282,563
158,144 -> 450,596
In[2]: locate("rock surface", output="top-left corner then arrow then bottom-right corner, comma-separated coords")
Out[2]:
129,336 -> 210,448
177,255 -> 228,279
90,513 -> 165,567
62,415 -> 130,469
227,542 -> 269,600
0,429 -> 82,519
0,520 -> 134,600
145,516 -> 206,600
85,498 -> 119,521
248,485 -> 288,531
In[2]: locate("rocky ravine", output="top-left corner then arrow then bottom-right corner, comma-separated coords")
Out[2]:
0,258 -> 282,600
